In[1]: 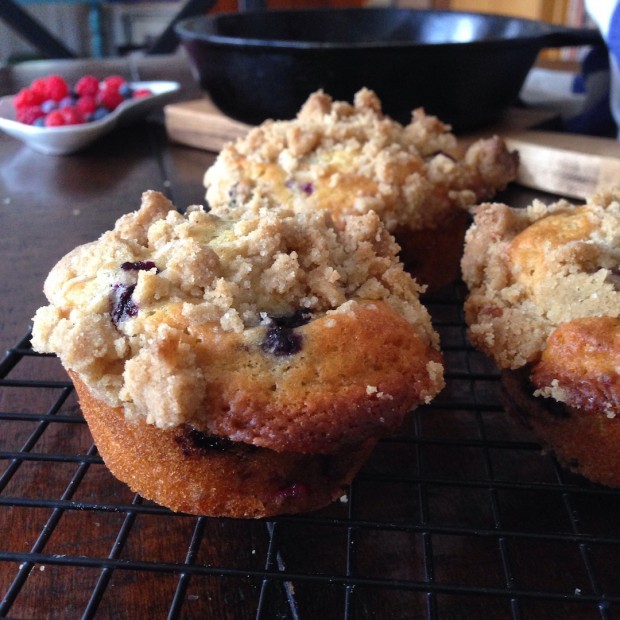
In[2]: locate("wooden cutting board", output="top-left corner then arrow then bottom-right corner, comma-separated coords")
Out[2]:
164,98 -> 251,152
164,97 -> 620,200
503,130 -> 620,199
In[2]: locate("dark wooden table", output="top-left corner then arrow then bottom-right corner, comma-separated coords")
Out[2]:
1,54 -> 619,620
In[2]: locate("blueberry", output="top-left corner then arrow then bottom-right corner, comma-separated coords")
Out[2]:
261,325 -> 303,356
92,107 -> 109,121
175,428 -> 235,458
119,83 -> 134,99
41,99 -> 57,113
33,117 -> 46,127
260,311 -> 311,356
110,283 -> 138,325
58,96 -> 76,109
121,260 -> 158,272
275,482 -> 308,501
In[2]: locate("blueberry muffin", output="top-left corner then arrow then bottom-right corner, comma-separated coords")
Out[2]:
462,189 -> 620,487
32,190 -> 445,517
204,88 -> 518,291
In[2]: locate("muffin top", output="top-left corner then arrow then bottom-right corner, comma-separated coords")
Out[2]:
204,88 -> 518,232
462,189 -> 620,413
32,191 -> 444,451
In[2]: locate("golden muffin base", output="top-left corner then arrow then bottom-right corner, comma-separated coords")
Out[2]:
530,317 -> 620,415
71,372 -> 377,518
155,300 -> 444,455
502,368 -> 620,488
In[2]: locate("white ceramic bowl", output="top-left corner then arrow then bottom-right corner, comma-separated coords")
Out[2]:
0,80 -> 180,155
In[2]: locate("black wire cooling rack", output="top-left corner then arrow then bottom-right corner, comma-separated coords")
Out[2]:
1,283 -> 620,619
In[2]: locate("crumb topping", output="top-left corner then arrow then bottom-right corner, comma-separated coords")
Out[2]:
463,190 -> 620,368
32,190 -> 441,430
204,89 -> 518,232
462,189 -> 620,411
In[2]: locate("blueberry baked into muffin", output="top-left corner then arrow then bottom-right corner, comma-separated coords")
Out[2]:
32,190 -> 445,517
462,189 -> 620,487
204,88 -> 518,291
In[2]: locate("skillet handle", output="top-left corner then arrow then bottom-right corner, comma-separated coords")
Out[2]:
541,25 -> 604,49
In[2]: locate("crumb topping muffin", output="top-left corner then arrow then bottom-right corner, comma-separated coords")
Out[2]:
204,88 -> 518,233
32,190 -> 444,455
462,189 -> 620,486
462,190 -> 620,372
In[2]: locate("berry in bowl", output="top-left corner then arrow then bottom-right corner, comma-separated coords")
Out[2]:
0,74 -> 180,155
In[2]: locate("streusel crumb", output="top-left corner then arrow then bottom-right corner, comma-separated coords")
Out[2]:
32,190 -> 443,444
204,88 -> 518,232
462,189 -> 620,370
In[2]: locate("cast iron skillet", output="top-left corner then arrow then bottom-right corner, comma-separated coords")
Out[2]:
176,8 -> 603,130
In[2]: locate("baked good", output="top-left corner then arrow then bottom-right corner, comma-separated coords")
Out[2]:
32,190 -> 445,516
461,189 -> 620,486
69,370 -> 378,518
203,88 -> 518,290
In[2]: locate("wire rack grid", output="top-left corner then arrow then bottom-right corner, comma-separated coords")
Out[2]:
1,283 -> 620,619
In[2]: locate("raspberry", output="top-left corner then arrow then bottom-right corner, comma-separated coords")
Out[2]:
15,105 -> 44,125
97,88 -> 124,111
29,78 -> 48,101
102,75 -> 126,93
76,95 -> 97,117
74,74 -> 100,97
44,109 -> 66,127
13,73 -> 146,126
98,75 -> 127,110
61,106 -> 85,125
14,88 -> 40,109
44,75 -> 69,102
